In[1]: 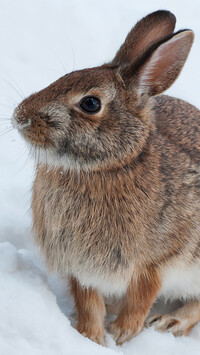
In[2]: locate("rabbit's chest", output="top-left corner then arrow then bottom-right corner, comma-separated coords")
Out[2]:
40,188 -> 134,266
32,171 -> 143,294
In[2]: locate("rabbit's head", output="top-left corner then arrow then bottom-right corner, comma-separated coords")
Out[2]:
13,10 -> 194,171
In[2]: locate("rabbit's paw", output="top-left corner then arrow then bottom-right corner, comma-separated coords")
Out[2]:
77,322 -> 105,345
107,317 -> 143,345
145,313 -> 189,336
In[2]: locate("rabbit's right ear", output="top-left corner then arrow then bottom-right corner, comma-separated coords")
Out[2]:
112,10 -> 176,67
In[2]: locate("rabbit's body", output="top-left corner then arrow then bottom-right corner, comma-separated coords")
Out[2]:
32,95 -> 200,300
13,10 -> 200,345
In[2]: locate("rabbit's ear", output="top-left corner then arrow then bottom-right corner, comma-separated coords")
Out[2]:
135,30 -> 194,96
112,10 -> 176,67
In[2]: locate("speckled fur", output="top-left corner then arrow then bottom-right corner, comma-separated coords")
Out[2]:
13,10 -> 200,345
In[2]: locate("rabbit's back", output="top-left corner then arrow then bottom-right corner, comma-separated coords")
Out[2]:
154,95 -> 200,163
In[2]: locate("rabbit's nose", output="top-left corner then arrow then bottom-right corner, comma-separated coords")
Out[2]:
16,116 -> 26,124
12,112 -> 31,129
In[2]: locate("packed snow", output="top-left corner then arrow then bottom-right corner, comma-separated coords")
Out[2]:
0,0 -> 200,354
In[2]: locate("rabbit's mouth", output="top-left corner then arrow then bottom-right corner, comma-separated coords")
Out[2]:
12,111 -> 53,149
12,114 -> 31,130
12,102 -> 70,150
12,104 -> 87,170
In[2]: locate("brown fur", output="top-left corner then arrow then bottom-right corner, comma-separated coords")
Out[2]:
13,10 -> 200,345
70,277 -> 105,345
108,268 -> 161,344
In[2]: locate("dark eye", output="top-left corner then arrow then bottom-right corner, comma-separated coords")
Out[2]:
80,96 -> 101,114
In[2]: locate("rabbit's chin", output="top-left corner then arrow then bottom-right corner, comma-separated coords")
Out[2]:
29,146 -> 101,172
30,147 -> 80,172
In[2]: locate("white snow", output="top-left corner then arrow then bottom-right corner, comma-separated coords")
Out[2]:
0,0 -> 200,354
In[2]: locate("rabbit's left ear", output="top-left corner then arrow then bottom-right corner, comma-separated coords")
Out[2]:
111,11 -> 194,96
133,30 -> 194,96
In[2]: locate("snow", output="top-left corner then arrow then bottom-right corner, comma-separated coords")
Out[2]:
0,0 -> 200,354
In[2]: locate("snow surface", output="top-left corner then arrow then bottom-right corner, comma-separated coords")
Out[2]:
0,0 -> 200,354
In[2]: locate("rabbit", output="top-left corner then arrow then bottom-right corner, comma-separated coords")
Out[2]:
12,9 -> 200,346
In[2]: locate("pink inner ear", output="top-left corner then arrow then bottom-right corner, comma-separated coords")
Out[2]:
139,31 -> 194,96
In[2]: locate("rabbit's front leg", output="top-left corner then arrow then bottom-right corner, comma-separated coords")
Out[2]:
70,277 -> 106,345
108,268 -> 161,345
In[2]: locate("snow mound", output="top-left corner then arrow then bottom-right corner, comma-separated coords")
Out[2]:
0,242 -> 117,355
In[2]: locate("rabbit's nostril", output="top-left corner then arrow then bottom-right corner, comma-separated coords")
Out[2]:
14,115 -> 31,129
17,116 -> 26,123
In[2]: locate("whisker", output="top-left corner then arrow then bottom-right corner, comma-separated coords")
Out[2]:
0,123 -> 12,128
0,64 -> 25,98
0,92 -> 18,104
22,153 -> 32,169
38,148 -> 40,166
0,102 -> 15,110
0,126 -> 12,131
23,145 -> 33,168
0,75 -> 24,100
29,145 -> 34,159
0,127 -> 13,137
0,124 -> 12,130
11,145 -> 33,175
54,54 -> 67,75
0,118 -> 11,121
0,123 -> 11,127
28,146 -> 34,162
35,147 -> 37,165
33,148 -> 36,165
45,148 -> 47,166
37,148 -> 39,166
39,148 -> 41,166
0,120 -> 12,124
0,120 -> 11,124
0,125 -> 12,131
34,147 -> 38,167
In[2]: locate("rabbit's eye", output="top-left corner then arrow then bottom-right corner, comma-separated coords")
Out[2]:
80,96 -> 101,114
